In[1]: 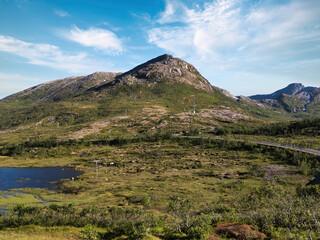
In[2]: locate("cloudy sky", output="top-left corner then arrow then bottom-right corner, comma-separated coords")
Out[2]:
0,0 -> 319,99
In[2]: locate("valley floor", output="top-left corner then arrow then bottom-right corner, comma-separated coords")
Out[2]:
1,135 -> 320,239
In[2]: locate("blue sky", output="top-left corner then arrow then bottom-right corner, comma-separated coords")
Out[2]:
0,0 -> 319,99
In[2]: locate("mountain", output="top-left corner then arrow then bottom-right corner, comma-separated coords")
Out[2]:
249,83 -> 320,113
2,53 -> 319,140
1,54 -> 213,103
250,83 -> 310,100
2,72 -> 120,102
0,54 -> 255,136
94,54 -> 213,92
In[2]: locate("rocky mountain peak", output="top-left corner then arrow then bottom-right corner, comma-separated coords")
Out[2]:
284,83 -> 305,95
250,83 -> 308,100
2,54 -> 217,102
249,82 -> 319,113
106,54 -> 213,92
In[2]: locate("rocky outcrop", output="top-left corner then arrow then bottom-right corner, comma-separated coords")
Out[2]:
99,54 -> 214,92
214,223 -> 267,240
1,54 -> 218,103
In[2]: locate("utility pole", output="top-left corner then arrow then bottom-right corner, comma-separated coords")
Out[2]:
93,160 -> 100,181
193,95 -> 196,113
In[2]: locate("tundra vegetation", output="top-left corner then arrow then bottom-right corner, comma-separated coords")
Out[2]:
1,132 -> 320,239
1,55 -> 320,239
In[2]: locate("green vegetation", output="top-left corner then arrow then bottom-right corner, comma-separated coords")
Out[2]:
213,118 -> 320,150
229,118 -> 320,136
1,135 -> 320,239
0,82 -> 236,130
1,184 -> 320,239
0,225 -> 83,240
1,65 -> 320,238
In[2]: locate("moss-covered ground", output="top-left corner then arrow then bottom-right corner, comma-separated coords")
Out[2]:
1,134 -> 319,239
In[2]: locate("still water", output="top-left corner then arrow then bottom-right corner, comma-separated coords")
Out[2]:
0,167 -> 82,191
308,173 -> 320,186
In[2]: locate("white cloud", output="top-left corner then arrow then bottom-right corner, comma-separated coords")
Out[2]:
0,35 -> 115,73
64,25 -> 124,54
149,27 -> 194,57
54,9 -> 70,17
157,0 -> 188,24
148,0 -> 320,95
149,0 -> 320,63
149,0 -> 247,60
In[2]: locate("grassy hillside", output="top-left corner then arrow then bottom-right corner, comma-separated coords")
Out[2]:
0,80 -> 255,138
1,55 -> 320,239
229,118 -> 320,136
215,118 -> 320,150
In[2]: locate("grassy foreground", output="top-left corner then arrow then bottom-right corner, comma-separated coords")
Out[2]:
0,225 -> 82,240
1,135 -> 320,239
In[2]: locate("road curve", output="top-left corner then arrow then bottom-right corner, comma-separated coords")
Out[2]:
175,135 -> 320,156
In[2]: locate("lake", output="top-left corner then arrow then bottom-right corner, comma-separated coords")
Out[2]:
308,173 -> 320,186
0,167 -> 82,191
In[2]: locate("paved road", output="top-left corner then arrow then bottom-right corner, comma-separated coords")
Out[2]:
244,139 -> 320,156
176,135 -> 320,156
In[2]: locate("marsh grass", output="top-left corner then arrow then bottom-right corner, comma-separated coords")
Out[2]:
0,135 -> 319,239
0,225 -> 83,240
0,137 -> 315,209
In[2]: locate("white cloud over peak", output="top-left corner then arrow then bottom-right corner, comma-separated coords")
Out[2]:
0,35 -> 114,73
148,0 -> 320,94
149,0 -> 247,60
64,26 -> 124,54
149,0 -> 320,64
157,0 -> 189,24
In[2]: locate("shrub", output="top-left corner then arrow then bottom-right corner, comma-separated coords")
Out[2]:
296,184 -> 320,197
80,224 -> 101,240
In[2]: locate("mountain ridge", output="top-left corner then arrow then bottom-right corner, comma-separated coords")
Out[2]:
90,54 -> 214,93
1,54 -> 254,132
2,72 -> 121,102
249,83 -> 316,100
248,83 -> 320,113
1,55 -> 320,133
1,54 -> 215,102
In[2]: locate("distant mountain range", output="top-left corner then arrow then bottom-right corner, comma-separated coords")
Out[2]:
249,83 -> 320,113
250,83 -> 316,100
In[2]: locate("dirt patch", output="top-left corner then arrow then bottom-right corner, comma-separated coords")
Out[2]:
173,106 -> 251,124
214,223 -> 267,240
67,120 -> 110,139
199,107 -> 252,122
141,105 -> 168,117
207,235 -> 221,240
262,165 -> 289,181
